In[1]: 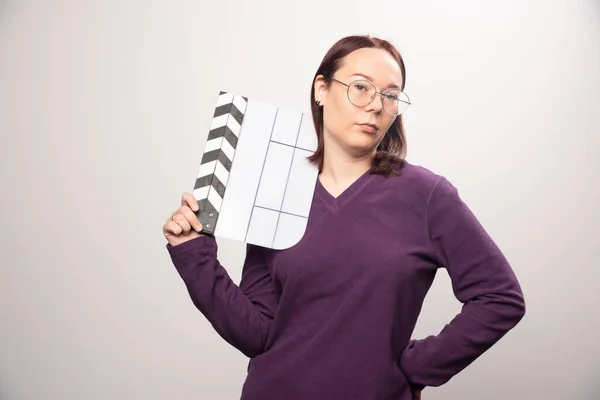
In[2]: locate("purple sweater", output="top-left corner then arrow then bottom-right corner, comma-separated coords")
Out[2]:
166,161 -> 525,399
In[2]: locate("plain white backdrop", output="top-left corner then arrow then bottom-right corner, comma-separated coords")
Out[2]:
0,0 -> 599,399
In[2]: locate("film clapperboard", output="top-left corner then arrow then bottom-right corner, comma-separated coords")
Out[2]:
191,91 -> 319,249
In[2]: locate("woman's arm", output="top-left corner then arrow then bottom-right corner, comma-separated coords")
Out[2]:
166,235 -> 277,358
400,176 -> 526,389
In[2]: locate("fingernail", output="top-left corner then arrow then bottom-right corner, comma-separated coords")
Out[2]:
196,225 -> 202,231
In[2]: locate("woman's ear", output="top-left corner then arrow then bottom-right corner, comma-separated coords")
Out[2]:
313,75 -> 328,105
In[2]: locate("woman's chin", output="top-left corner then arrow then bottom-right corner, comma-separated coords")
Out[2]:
344,139 -> 378,156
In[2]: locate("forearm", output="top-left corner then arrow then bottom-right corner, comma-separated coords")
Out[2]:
167,235 -> 273,358
400,282 -> 525,388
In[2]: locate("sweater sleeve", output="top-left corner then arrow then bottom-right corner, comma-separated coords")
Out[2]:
166,235 -> 278,358
399,176 -> 526,390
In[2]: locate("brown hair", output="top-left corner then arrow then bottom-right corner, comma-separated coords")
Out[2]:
307,35 -> 408,177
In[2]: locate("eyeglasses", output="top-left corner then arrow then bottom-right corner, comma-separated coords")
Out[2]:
328,77 -> 411,116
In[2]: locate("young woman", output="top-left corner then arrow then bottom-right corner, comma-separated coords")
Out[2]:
162,35 -> 526,400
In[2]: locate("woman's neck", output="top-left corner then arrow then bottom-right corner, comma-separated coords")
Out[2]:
319,145 -> 374,196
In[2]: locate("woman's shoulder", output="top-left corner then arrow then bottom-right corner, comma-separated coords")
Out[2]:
392,159 -> 445,192
367,160 -> 448,208
390,160 -> 468,210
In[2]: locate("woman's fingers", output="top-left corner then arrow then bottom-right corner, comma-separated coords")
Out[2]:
181,192 -> 199,211
177,205 -> 203,232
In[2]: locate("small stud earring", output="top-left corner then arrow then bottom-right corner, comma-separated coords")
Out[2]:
315,100 -> 322,107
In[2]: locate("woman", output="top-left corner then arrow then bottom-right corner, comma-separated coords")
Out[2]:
162,35 -> 526,400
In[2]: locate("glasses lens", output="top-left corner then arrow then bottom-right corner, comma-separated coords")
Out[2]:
382,90 -> 410,116
347,80 -> 375,106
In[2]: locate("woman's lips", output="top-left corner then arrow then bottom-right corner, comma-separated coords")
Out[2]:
357,123 -> 378,133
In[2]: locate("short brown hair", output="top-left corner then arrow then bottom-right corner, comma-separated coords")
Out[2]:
307,35 -> 408,177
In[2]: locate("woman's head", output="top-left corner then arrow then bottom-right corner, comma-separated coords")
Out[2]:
308,35 -> 409,176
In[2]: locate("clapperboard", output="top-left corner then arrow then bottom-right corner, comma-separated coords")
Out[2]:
191,91 -> 319,250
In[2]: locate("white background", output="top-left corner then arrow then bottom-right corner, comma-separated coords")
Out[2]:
1,0 -> 599,398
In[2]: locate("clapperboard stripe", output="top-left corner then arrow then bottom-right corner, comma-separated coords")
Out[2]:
193,91 -> 248,234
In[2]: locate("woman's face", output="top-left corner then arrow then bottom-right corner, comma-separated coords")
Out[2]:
315,47 -> 404,159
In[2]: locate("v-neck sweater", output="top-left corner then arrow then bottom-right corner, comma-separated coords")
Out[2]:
166,160 -> 526,400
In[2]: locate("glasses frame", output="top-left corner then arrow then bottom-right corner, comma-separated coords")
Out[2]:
327,77 -> 411,116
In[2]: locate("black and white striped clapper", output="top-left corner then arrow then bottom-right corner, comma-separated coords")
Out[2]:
192,90 -> 319,249
193,91 -> 248,236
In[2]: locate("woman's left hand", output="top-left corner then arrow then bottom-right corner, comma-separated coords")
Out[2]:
407,338 -> 422,399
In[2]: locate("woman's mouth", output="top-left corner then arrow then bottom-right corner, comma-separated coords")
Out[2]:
357,123 -> 378,133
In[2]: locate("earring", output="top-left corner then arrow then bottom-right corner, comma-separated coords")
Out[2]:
315,99 -> 322,107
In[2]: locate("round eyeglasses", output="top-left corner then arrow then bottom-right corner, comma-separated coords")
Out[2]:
328,77 -> 411,116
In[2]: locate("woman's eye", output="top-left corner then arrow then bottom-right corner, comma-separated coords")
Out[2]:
355,84 -> 367,91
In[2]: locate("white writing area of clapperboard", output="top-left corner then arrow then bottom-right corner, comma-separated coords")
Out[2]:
192,91 -> 319,250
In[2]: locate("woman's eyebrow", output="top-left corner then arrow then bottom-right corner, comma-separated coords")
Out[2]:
350,73 -> 401,90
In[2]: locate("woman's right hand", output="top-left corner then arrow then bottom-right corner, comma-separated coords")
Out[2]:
163,192 -> 204,247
